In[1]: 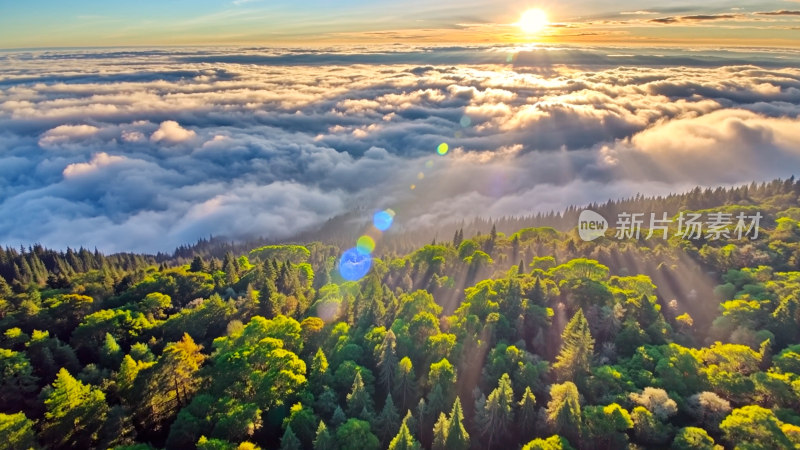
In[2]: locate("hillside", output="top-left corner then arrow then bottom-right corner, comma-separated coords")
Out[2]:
1,177 -> 800,449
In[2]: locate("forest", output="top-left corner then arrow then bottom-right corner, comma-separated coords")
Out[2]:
1,177 -> 800,449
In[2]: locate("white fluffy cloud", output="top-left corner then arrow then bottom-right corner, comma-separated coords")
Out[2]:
39,124 -> 100,147
150,120 -> 196,143
0,45 -> 799,252
62,152 -> 127,178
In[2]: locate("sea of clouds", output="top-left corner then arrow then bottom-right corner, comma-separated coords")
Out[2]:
1,45 -> 799,252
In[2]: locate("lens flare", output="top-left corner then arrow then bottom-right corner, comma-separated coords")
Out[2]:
339,247 -> 372,281
460,116 -> 472,127
356,235 -> 376,255
425,160 -> 434,169
517,8 -> 549,34
373,210 -> 394,231
417,172 -> 425,180
437,142 -> 449,155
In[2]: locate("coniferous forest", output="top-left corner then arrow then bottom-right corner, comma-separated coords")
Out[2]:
2,177 -> 800,450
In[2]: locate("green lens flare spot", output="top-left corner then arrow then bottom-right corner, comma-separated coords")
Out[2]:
356,235 -> 376,255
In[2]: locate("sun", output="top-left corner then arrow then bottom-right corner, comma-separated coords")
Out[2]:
517,8 -> 549,34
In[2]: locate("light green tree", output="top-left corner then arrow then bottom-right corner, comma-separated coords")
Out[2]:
41,368 -> 109,450
552,309 -> 594,382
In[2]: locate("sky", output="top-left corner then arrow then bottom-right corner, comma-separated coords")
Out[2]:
1,0 -> 799,48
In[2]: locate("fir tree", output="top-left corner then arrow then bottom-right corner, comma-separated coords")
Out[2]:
378,330 -> 399,393
432,412 -> 449,450
280,425 -> 302,450
444,397 -> 470,450
346,371 -> 373,416
552,309 -> 595,382
477,374 -> 514,449
313,421 -> 334,450
331,406 -> 347,428
388,421 -> 421,450
518,386 -> 537,440
376,394 -> 401,445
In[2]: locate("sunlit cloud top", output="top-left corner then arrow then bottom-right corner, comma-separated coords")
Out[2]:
1,45 -> 799,252
1,0 -> 799,48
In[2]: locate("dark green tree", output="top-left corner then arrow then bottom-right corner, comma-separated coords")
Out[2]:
444,397 -> 470,450
376,394 -> 401,445
477,373 -> 514,449
280,425 -> 301,450
378,330 -> 399,393
518,386 -> 537,440
336,419 -> 380,450
346,371 -> 373,416
313,421 -> 334,450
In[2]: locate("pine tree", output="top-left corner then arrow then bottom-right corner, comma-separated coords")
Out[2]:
394,357 -> 416,411
426,383 -> 448,422
414,399 -> 425,438
545,381 -> 582,444
280,425 -> 302,450
478,374 -> 514,449
189,256 -> 207,273
388,422 -> 421,450
41,368 -> 109,449
313,421 -> 334,450
453,228 -> 463,248
310,348 -> 330,392
511,235 -> 520,261
134,333 -> 205,431
432,412 -> 449,450
331,406 -> 347,428
444,397 -> 470,450
529,277 -> 545,304
378,330 -> 399,393
376,394 -> 401,445
100,332 -> 123,369
346,371 -> 373,416
0,276 -> 12,298
518,386 -> 537,440
473,391 -> 487,431
552,309 -> 595,382
223,252 -> 239,285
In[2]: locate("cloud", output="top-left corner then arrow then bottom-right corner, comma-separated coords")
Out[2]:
150,120 -> 197,143
0,46 -> 799,252
39,124 -> 99,147
649,14 -> 741,24
756,10 -> 800,16
62,152 -> 128,178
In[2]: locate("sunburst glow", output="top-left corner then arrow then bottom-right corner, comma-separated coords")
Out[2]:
517,8 -> 549,34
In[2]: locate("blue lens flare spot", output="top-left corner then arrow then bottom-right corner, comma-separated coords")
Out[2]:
373,210 -> 394,231
339,247 -> 372,281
